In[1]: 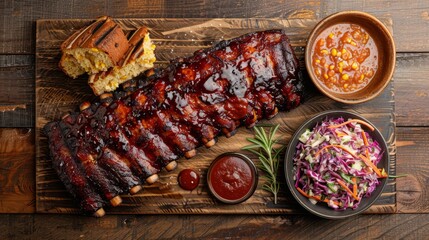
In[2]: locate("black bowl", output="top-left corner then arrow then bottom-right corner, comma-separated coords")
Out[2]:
284,110 -> 389,219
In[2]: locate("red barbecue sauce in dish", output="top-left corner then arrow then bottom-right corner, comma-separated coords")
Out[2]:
178,169 -> 200,191
208,154 -> 257,202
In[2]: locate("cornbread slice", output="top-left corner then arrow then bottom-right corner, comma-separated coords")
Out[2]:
89,27 -> 156,95
59,54 -> 85,79
59,16 -> 129,78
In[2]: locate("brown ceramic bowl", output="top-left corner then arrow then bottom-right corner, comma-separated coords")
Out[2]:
305,11 -> 396,104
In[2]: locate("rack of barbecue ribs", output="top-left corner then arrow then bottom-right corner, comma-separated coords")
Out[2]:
44,29 -> 304,217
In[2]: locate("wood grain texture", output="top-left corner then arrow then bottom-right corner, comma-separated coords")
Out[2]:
0,128 -> 35,213
0,49 -> 426,129
396,127 -> 429,213
1,0 -> 429,54
395,53 -> 429,127
0,0 -> 320,54
321,0 -> 429,52
2,0 -> 429,127
35,18 -> 396,215
0,0 -> 108,54
0,55 -> 34,128
0,213 -> 428,239
0,1 -> 428,239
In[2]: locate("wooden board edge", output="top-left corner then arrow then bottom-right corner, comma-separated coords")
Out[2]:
34,17 -> 397,215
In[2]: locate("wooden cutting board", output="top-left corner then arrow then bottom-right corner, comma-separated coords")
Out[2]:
35,18 -> 396,215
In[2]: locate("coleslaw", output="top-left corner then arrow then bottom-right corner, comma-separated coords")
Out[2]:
293,117 -> 387,210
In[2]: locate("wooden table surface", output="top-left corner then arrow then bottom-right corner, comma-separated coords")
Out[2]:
0,0 -> 428,239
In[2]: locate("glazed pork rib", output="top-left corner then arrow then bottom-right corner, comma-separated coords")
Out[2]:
44,29 -> 304,216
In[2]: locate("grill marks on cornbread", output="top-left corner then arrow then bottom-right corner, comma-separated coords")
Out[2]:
121,28 -> 148,66
59,16 -> 156,95
59,16 -> 129,77
88,27 -> 156,95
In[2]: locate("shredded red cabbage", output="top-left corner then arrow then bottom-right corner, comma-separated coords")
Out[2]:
293,117 -> 384,210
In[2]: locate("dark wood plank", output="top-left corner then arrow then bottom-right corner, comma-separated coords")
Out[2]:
321,0 -> 429,52
0,128 -> 35,213
1,127 -> 426,215
0,214 -> 428,239
0,0 -> 320,54
397,127 -> 429,213
0,0 -> 108,54
395,53 -> 429,127
1,0 -> 429,54
0,49 -> 425,129
35,18 -> 396,215
0,55 -> 34,128
159,0 -> 320,19
0,0 -> 427,239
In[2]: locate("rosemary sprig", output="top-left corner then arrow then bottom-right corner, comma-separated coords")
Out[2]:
242,124 -> 284,204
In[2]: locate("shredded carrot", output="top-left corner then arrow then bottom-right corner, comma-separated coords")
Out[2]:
296,187 -> 312,198
335,130 -> 348,137
352,177 -> 358,196
296,187 -> 340,206
361,131 -> 371,159
336,179 -> 359,201
328,119 -> 375,131
358,154 -> 384,177
365,150 -> 371,161
315,144 -> 358,158
361,131 -> 369,146
360,132 -> 388,178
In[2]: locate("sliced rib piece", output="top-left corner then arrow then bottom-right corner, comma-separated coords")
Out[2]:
61,113 -> 122,206
44,122 -> 105,215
